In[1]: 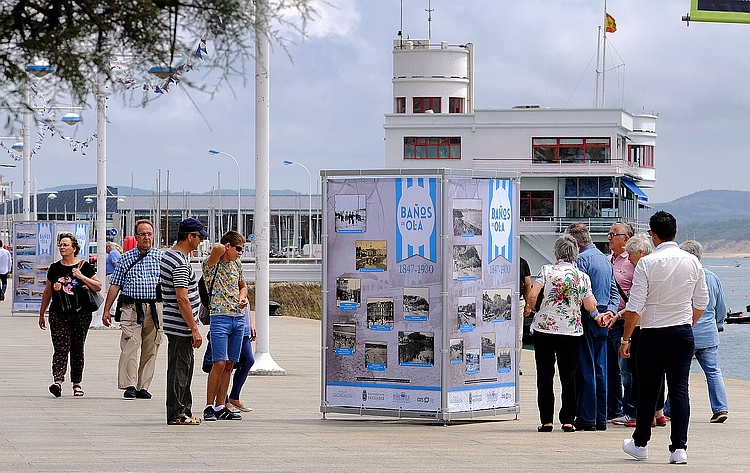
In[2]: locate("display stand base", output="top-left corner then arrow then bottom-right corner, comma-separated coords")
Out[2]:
249,352 -> 286,375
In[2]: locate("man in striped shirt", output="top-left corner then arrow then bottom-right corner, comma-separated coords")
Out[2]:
161,218 -> 207,425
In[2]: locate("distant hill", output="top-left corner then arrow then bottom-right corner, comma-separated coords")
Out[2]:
654,190 -> 750,223
50,184 -> 307,196
653,190 -> 750,256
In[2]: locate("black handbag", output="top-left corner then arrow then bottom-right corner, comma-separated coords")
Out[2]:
78,261 -> 103,313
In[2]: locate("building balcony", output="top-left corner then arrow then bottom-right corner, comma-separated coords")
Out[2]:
519,216 -> 649,237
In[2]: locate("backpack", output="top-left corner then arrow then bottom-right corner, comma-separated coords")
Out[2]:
197,263 -> 219,324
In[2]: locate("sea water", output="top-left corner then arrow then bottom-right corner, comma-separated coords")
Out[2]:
697,258 -> 750,381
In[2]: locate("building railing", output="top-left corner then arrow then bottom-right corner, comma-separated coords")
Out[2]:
519,217 -> 648,236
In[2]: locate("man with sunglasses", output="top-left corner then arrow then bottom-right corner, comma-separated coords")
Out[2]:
161,218 -> 208,425
201,231 -> 248,421
103,220 -> 164,400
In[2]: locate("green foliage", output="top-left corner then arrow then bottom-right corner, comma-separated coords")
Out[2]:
675,218 -> 750,244
0,0 -> 316,108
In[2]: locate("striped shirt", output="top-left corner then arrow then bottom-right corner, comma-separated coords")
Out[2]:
110,247 -> 164,299
160,249 -> 200,337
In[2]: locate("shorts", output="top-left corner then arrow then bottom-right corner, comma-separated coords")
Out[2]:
209,315 -> 245,363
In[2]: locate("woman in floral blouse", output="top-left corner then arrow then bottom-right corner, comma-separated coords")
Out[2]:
524,235 -> 597,432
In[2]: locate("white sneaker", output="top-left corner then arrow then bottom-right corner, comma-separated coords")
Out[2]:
669,449 -> 688,464
623,438 -> 648,460
612,414 -> 633,425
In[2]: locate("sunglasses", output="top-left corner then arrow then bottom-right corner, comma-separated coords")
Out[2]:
233,245 -> 244,253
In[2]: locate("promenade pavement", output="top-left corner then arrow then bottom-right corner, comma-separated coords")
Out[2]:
1,305 -> 748,472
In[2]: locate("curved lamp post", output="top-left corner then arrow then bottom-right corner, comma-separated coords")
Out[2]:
283,160 -> 312,256
208,149 -> 242,237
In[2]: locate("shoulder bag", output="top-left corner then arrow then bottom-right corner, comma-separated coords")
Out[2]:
78,261 -> 103,313
198,263 -> 220,325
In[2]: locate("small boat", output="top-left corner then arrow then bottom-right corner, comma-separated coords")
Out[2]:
726,308 -> 750,324
735,261 -> 742,267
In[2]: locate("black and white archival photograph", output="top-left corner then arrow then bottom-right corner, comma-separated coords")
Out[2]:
452,244 -> 482,279
333,323 -> 356,356
457,296 -> 476,331
356,240 -> 387,271
403,287 -> 430,321
481,332 -> 496,358
334,194 -> 367,233
466,348 -> 480,374
398,331 -> 435,367
365,341 -> 388,370
452,198 -> 483,236
497,348 -> 512,373
367,297 -> 394,330
336,277 -> 361,310
450,338 -> 464,364
482,288 -> 513,321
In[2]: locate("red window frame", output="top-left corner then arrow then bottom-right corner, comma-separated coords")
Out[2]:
449,97 -> 464,113
532,137 -> 611,164
395,97 -> 406,114
413,97 -> 441,113
628,145 -> 654,168
404,137 -> 461,159
520,190 -> 555,220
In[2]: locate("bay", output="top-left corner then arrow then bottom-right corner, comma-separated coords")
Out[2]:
697,257 -> 750,381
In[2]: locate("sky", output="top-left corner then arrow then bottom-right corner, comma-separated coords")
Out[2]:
3,0 -> 750,204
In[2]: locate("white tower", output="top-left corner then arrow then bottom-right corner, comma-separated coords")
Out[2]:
392,40 -> 474,114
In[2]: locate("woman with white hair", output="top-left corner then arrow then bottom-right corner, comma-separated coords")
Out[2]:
525,235 -> 598,433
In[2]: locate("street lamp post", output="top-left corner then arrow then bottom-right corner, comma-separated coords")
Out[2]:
283,160 -> 312,256
208,149 -> 242,237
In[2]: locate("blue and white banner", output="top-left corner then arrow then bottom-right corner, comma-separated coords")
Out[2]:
395,178 -> 437,263
488,179 -> 513,262
37,223 -> 53,256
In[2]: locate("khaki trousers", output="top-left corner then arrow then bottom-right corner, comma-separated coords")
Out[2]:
118,302 -> 163,390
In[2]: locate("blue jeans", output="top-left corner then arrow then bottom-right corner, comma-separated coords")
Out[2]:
576,316 -> 608,426
607,320 -> 625,419
634,325 -> 694,452
665,345 -> 728,415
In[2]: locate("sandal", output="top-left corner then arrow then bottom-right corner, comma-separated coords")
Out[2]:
49,382 -> 62,398
562,424 -> 576,432
537,424 -> 553,432
72,385 -> 84,397
167,416 -> 202,425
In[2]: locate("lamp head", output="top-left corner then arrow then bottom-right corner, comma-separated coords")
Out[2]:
85,198 -> 93,204
208,149 -> 220,155
26,64 -> 54,78
14,194 -> 22,199
47,193 -> 57,200
61,113 -> 82,126
11,142 -> 23,152
149,66 -> 176,79
283,160 -> 294,165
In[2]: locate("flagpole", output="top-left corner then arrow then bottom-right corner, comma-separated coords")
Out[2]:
602,0 -> 607,108
595,26 -> 601,108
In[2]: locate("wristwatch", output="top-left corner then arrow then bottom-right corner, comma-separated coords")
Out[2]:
620,337 -> 631,345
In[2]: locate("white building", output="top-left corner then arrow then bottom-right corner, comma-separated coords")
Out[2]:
384,39 -> 656,271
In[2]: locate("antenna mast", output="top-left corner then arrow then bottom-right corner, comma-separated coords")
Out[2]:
426,0 -> 433,41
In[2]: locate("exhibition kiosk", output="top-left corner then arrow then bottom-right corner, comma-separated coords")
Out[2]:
320,169 -> 520,422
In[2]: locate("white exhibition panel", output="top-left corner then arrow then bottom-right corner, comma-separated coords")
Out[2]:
321,169 -> 520,421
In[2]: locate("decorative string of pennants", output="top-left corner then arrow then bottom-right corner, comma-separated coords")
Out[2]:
1,31 -> 211,161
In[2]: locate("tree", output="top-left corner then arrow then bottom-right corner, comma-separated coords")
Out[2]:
0,0 -> 317,108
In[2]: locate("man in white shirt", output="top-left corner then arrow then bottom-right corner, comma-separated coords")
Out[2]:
619,211 -> 709,465
0,240 -> 12,301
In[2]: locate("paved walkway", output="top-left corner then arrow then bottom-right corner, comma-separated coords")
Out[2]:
1,307 -> 747,472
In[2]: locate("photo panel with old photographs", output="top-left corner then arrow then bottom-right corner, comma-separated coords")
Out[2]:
398,331 -> 434,367
481,332 -> 496,358
334,194 -> 367,233
365,341 -> 388,371
333,323 -> 356,356
452,198 -> 483,237
367,297 -> 394,331
16,245 -> 36,256
482,288 -> 513,322
497,347 -> 512,373
450,338 -> 464,364
336,277 -> 361,311
452,244 -> 482,280
465,348 -> 480,374
403,287 -> 430,321
17,260 -> 34,271
356,240 -> 387,272
457,296 -> 476,333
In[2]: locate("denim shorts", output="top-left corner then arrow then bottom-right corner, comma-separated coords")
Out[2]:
209,315 -> 245,363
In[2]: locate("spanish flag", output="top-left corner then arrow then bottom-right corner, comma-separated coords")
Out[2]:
605,13 -> 617,33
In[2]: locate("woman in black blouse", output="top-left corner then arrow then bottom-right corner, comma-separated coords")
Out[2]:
39,233 -> 101,397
